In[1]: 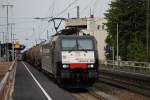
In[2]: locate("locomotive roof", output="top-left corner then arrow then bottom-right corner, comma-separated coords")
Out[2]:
54,28 -> 80,36
43,35 -> 95,45
56,35 -> 95,39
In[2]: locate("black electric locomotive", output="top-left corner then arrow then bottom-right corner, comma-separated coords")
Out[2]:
25,28 -> 99,88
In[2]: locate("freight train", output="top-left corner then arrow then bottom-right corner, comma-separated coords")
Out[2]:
23,28 -> 99,88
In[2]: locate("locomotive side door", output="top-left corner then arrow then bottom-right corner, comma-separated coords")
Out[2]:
51,41 -> 56,74
51,40 -> 61,79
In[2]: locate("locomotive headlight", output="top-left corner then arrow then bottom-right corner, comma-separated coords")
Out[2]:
62,64 -> 69,68
88,64 -> 94,68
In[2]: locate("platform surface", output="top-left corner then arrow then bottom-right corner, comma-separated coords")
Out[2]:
13,61 -> 75,100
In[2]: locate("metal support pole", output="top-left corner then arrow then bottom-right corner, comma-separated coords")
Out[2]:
112,46 -> 115,68
0,41 -> 1,62
146,0 -> 149,62
2,32 -> 4,43
0,32 -> 1,62
0,32 -> 5,60
6,6 -> 9,61
25,38 -> 29,49
12,34 -> 16,60
117,23 -> 119,67
2,5 -> 13,61
11,23 -> 15,61
11,24 -> 13,43
47,30 -> 49,40
68,13 -> 70,18
12,38 -> 14,60
77,6 -> 80,18
11,24 -> 13,60
117,23 -> 119,61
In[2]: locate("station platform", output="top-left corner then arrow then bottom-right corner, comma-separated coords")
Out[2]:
13,62 -> 75,100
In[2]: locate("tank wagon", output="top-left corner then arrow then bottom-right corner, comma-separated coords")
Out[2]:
24,28 -> 99,88
24,42 -> 44,70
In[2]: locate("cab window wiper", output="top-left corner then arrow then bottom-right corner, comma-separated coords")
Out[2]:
78,45 -> 88,52
68,45 -> 77,53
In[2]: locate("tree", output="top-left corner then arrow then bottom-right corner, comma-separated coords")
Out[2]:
105,0 -> 149,61
127,37 -> 146,61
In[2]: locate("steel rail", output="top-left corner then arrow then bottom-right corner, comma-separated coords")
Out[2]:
70,89 -> 101,100
98,69 -> 150,97
88,87 -> 119,100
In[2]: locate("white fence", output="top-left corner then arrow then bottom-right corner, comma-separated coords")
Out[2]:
100,60 -> 150,74
101,60 -> 150,67
0,61 -> 16,100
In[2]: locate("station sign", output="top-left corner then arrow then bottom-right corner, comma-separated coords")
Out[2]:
15,41 -> 20,49
15,41 -> 26,50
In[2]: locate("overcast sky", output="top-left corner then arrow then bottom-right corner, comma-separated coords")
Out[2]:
0,0 -> 111,48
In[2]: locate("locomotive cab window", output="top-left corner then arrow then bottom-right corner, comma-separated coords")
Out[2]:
78,39 -> 94,50
62,39 -> 77,50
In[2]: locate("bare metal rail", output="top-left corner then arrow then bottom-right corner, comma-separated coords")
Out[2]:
98,69 -> 150,97
0,61 -> 16,100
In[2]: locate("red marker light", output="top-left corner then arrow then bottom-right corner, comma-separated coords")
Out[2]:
70,64 -> 87,69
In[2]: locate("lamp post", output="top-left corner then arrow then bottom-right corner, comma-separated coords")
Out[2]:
146,0 -> 149,62
2,5 -> 13,61
117,23 -> 119,61
10,23 -> 15,60
112,46 -> 115,68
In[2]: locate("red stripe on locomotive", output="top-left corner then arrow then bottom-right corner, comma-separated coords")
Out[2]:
69,64 -> 87,69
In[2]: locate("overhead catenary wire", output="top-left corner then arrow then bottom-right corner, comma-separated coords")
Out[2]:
28,22 -> 51,43
56,0 -> 79,17
34,0 -> 73,40
80,0 -> 97,17
43,0 -> 80,36
31,0 -> 57,42
0,17 -> 37,20
50,0 -> 57,17
80,0 -> 94,13
38,0 -> 77,37
13,0 -> 102,47
16,0 -> 80,44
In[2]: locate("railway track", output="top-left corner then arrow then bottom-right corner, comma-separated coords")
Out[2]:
67,69 -> 150,100
98,69 -> 150,97
68,89 -> 99,100
68,87 -> 119,100
69,83 -> 150,100
71,91 -> 100,100
70,88 -> 116,100
87,87 -> 118,100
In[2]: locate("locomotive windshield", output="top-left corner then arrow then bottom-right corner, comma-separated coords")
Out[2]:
78,39 -> 93,50
62,39 -> 77,50
62,38 -> 94,50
